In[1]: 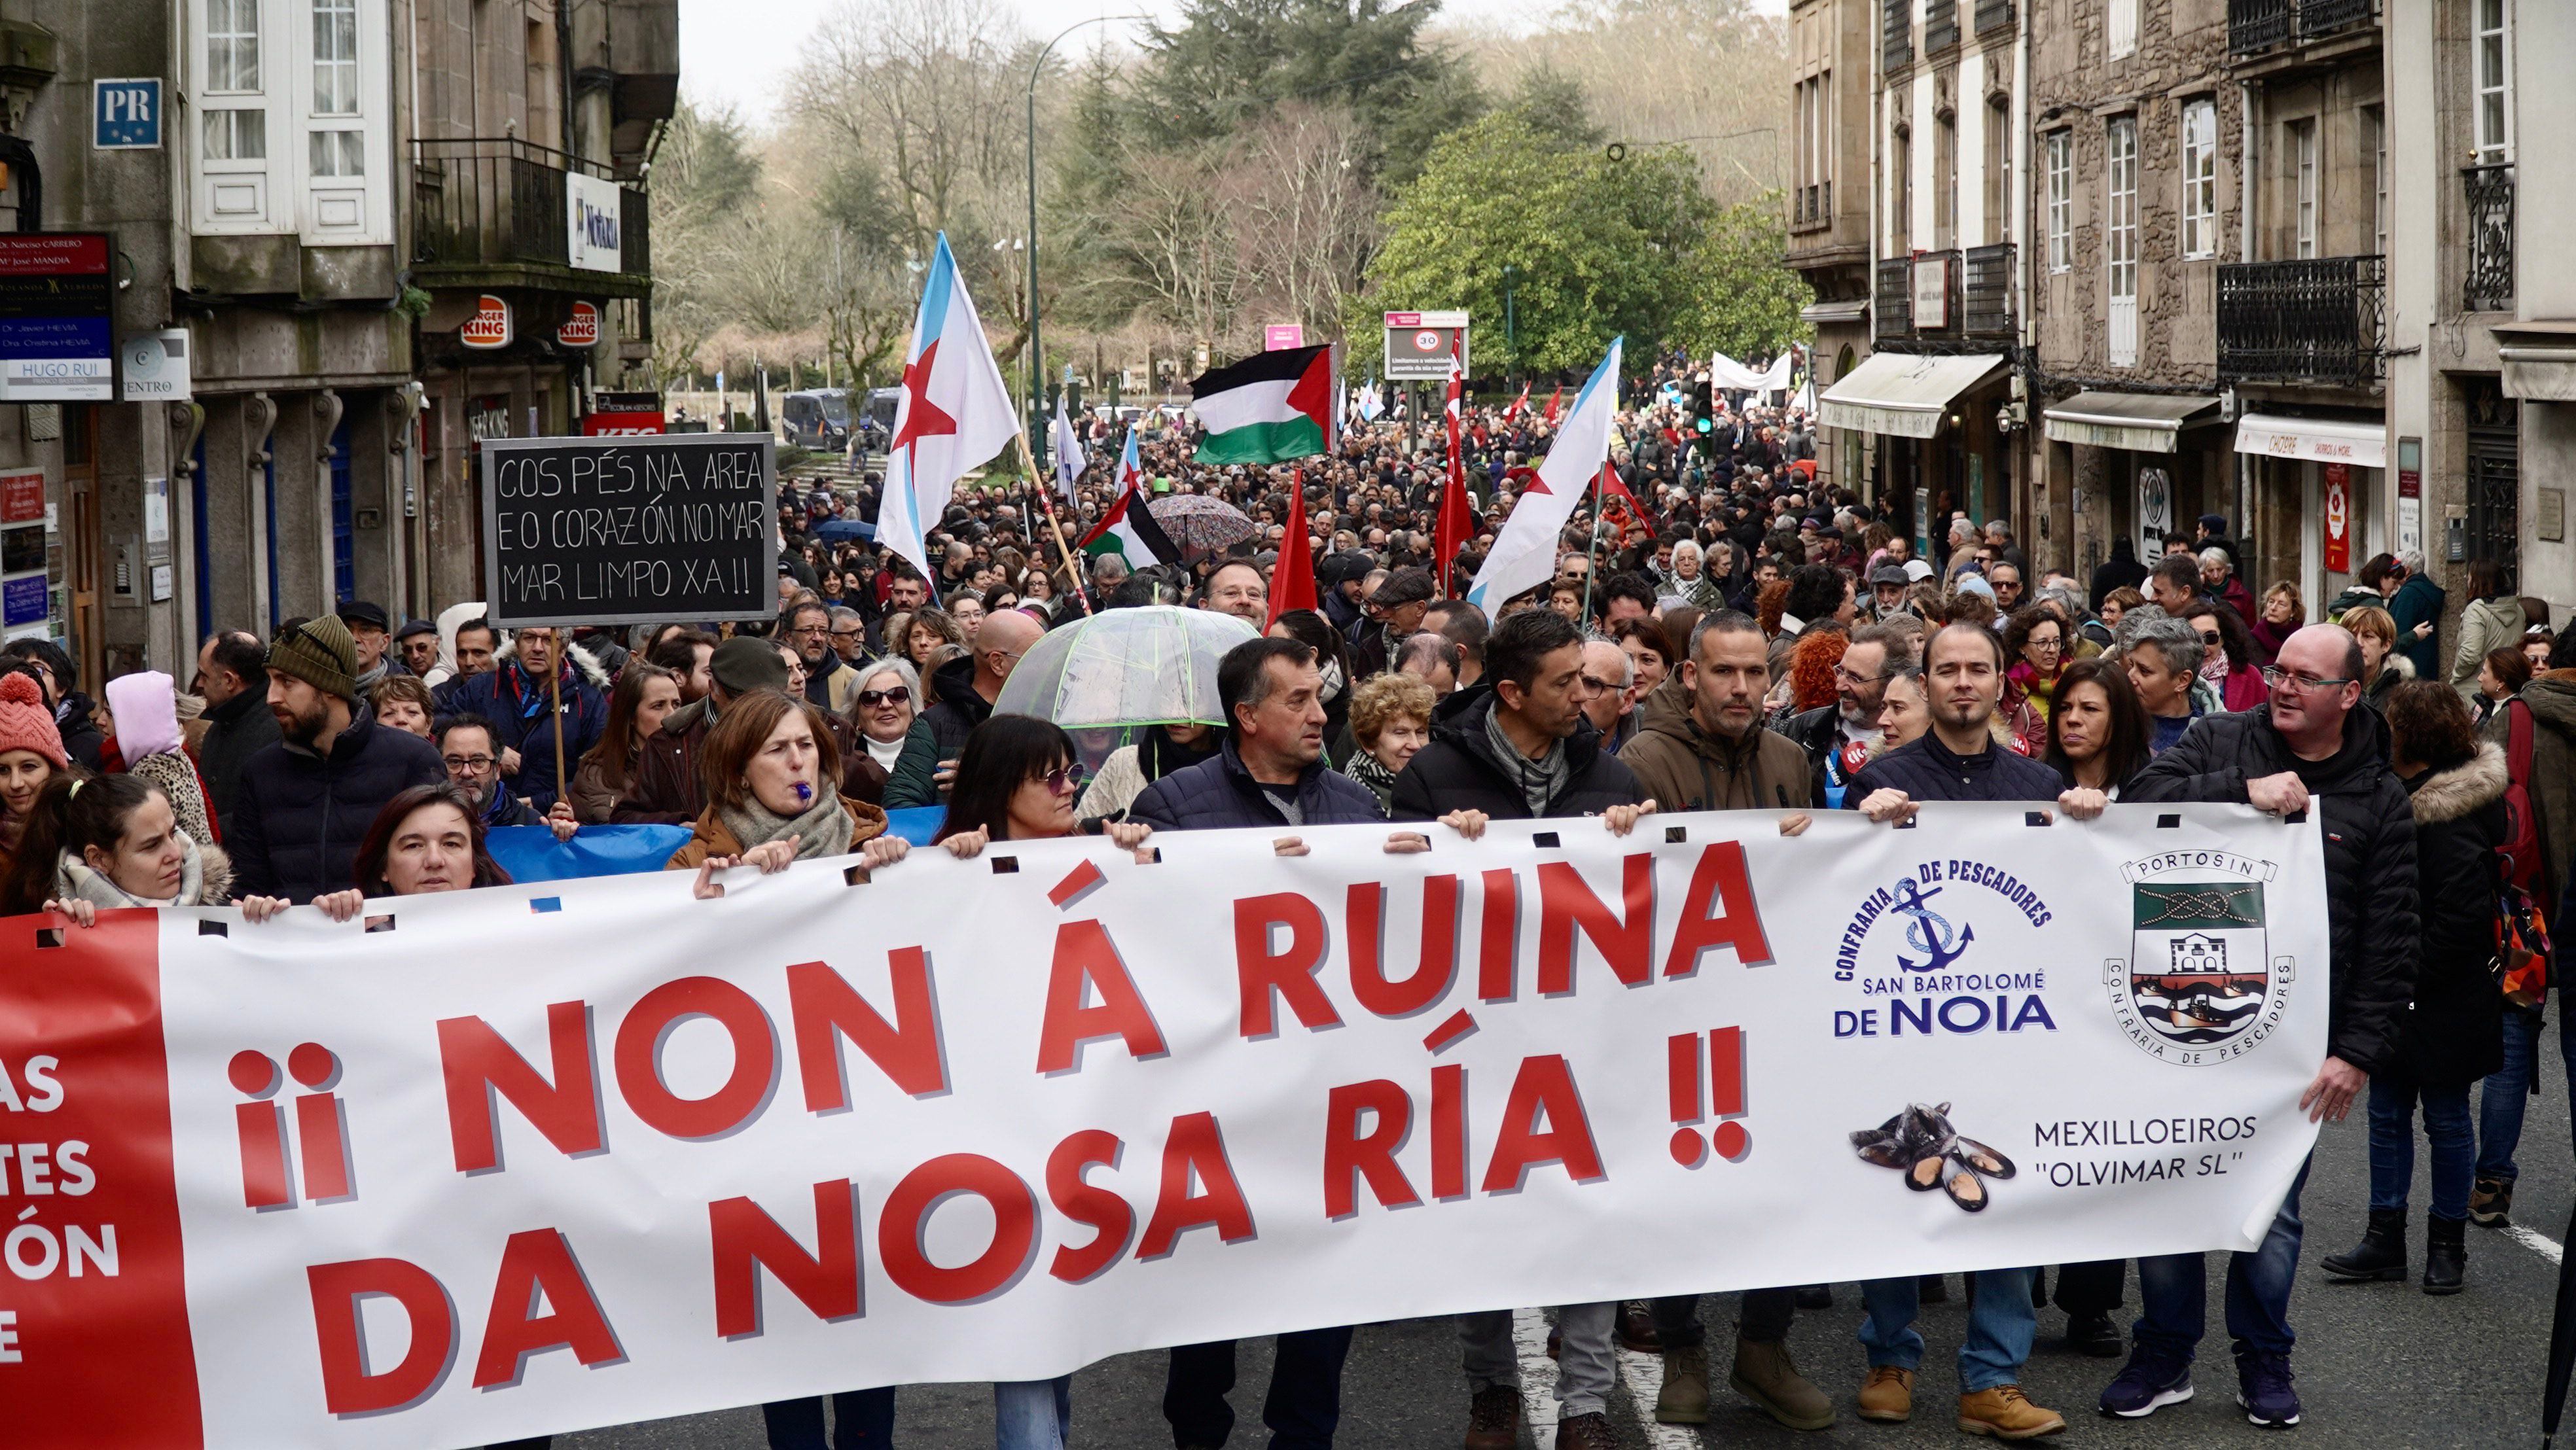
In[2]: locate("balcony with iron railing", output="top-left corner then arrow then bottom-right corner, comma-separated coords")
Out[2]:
2463,164 -> 2513,313
2230,0 -> 2376,57
1924,1 -> 1961,52
1975,0 -> 2016,34
410,137 -> 653,295
1883,0 -> 1913,72
2217,255 -> 2386,387
1963,243 -> 2015,336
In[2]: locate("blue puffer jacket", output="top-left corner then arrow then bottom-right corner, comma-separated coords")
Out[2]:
1130,739 -> 1384,832
229,709 -> 446,902
1844,729 -> 2066,805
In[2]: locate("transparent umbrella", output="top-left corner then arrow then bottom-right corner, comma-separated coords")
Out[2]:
993,605 -> 1260,729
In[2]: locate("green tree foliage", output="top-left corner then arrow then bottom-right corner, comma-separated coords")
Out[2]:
1126,0 -> 1482,190
1355,96 -> 1810,376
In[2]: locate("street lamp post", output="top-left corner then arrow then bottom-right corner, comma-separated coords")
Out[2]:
1027,12 -> 1149,472
1502,265 -> 1516,379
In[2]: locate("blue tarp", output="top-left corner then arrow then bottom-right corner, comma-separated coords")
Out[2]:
884,806 -> 942,845
815,518 -> 876,541
486,823 -> 692,883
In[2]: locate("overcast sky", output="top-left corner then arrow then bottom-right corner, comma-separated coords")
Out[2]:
674,0 -> 1790,128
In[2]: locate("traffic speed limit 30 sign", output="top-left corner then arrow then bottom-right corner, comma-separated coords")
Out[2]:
1384,311 -> 1468,380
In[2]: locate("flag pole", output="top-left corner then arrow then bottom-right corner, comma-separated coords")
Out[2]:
1014,427 -> 1095,617
1579,468 -> 1609,626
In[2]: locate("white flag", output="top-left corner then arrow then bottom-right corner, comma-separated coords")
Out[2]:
1050,393 -> 1086,510
1468,338 -> 1624,613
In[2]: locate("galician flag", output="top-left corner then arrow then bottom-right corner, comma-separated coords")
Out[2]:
1355,378 -> 1382,423
1076,429 -> 1183,569
880,232 -> 1019,582
1189,343 -> 1336,464
1467,338 -> 1623,612
1050,392 -> 1086,510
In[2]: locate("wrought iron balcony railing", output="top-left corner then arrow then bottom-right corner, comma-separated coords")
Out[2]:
2232,0 -> 2374,56
411,137 -> 651,279
1792,180 -> 1835,230
1975,0 -> 2016,33
2217,255 -> 2386,386
1876,256 -> 1912,339
2462,164 -> 2513,312
1963,243 -> 2015,337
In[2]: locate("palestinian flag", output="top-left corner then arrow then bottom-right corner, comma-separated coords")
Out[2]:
1077,429 -> 1183,568
1190,344 -> 1336,465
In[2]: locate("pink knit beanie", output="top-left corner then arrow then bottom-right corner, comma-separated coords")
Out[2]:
0,670 -> 66,768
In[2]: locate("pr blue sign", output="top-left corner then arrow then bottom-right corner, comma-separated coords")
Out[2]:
94,79 -> 161,150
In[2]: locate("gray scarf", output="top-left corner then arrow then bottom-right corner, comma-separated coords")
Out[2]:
1484,701 -> 1568,817
716,788 -> 857,862
56,832 -> 208,908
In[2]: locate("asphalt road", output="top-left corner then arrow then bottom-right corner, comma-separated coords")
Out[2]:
562,1037 -> 2575,1450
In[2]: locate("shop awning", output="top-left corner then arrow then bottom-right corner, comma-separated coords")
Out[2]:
2232,412 -> 2387,470
1817,351 -> 2005,439
2042,391 -> 2221,453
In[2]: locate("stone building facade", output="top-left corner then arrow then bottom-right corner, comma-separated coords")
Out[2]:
1786,0 -> 1878,495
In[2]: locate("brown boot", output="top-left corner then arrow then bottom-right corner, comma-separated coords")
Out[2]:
1956,1385 -> 2067,1440
1554,1411 -> 1615,1450
1462,1384 -> 1520,1450
1655,1342 -> 1709,1424
1857,1365 -> 1915,1423
1616,1299 -> 1662,1353
1730,1336 -> 1833,1430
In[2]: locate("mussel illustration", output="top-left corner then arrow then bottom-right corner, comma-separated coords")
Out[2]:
1851,1103 -> 2012,1214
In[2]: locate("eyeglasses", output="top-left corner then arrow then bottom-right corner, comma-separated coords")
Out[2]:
1039,762 -> 1092,795
830,628 -> 865,641
2026,636 -> 2063,652
1834,665 -> 1895,685
2262,666 -> 2354,694
2199,631 -> 2224,647
856,686 -> 910,707
442,754 -> 495,771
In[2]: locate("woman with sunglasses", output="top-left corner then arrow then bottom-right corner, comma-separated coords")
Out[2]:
848,657 -> 942,808
931,713 -> 1151,1450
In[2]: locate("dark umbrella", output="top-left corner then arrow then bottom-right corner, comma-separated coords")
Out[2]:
1145,493 -> 1258,557
2546,1197 -> 2576,1445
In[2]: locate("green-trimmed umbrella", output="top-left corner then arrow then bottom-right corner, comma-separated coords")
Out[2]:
993,605 -> 1259,729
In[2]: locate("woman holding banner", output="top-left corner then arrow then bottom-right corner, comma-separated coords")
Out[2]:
1,771 -> 288,923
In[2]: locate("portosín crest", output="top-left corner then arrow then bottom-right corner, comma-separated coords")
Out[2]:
2103,849 -> 2297,1065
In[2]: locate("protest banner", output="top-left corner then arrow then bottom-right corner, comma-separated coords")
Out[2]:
0,804 -> 2329,1448
478,433 -> 774,628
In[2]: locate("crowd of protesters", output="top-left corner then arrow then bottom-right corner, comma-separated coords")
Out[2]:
0,350 -> 2569,1449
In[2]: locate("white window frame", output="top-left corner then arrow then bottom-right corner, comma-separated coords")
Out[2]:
2107,116 -> 2138,368
2109,0 -> 2139,60
311,0 -> 357,116
2046,130 -> 2072,273
2291,118 -> 2317,259
188,0 -> 392,243
2475,0 -> 2513,164
2181,98 -> 2217,260
2364,104 -> 2387,258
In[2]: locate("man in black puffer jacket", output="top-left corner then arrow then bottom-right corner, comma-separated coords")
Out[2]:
2104,623 -> 2418,1432
1391,608 -> 1643,824
1386,606 -> 1655,1450
230,616 -> 444,902
1129,635 -> 1380,1450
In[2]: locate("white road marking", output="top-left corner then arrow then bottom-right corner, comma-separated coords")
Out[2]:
2503,1221 -> 2565,1265
1512,1307 -> 1564,1449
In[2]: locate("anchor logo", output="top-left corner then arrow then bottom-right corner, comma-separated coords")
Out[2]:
1891,879 -> 1975,974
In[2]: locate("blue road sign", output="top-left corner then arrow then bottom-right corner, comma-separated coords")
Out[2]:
94,79 -> 162,150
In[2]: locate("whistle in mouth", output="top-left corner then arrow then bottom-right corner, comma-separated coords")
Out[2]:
793,781 -> 814,803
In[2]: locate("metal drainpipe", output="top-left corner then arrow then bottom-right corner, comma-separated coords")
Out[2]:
2238,80 -> 2259,545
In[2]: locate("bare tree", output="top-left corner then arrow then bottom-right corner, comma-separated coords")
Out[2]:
1225,103 -> 1381,343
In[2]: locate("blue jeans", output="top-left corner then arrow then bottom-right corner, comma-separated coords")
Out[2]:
2477,1006 -> 2547,1182
762,1389 -> 897,1449
1164,1327 -> 1354,1449
1858,1269 -> 2035,1392
2134,1156 -> 2310,1360
2369,1072 -> 2475,1220
993,1378 -> 1072,1450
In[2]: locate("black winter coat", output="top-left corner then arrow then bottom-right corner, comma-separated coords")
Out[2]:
2128,705 -> 2420,1075
1844,728 -> 2066,805
920,653 -> 992,796
439,648 -> 609,812
197,686 -> 284,841
54,692 -> 104,770
1130,740 -> 1384,832
229,709 -> 446,902
2399,744 -> 2508,1087
1389,686 -> 1643,822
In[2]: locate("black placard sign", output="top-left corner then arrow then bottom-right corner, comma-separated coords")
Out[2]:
478,433 -> 776,627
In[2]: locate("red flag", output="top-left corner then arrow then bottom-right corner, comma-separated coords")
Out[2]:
1435,342 -> 1474,595
1542,385 -> 1564,426
1503,381 -> 1530,422
1267,468 -> 1319,626
1598,461 -> 1651,527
